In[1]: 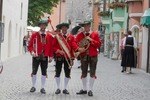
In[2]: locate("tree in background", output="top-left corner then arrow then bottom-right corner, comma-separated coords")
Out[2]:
28,0 -> 59,26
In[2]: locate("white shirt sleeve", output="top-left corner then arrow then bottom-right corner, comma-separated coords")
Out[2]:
123,37 -> 126,47
133,37 -> 137,48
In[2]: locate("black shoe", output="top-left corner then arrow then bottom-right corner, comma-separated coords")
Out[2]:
88,90 -> 93,96
30,87 -> 36,92
78,66 -> 81,68
63,89 -> 69,94
121,70 -> 125,72
55,89 -> 61,94
76,89 -> 87,95
40,88 -> 46,94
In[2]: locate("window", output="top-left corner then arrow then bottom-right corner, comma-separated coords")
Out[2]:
20,3 -> 23,20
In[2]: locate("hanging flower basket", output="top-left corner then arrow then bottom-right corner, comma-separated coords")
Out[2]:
108,2 -> 126,9
108,3 -> 115,9
94,2 -> 100,5
115,2 -> 126,7
98,11 -> 110,17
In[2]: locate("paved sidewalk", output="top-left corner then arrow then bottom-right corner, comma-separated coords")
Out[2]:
0,53 -> 150,100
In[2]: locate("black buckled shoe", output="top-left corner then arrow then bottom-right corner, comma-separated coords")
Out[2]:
88,90 -> 93,96
63,89 -> 69,94
76,89 -> 87,95
30,87 -> 36,92
40,88 -> 46,94
55,89 -> 61,94
121,69 -> 125,72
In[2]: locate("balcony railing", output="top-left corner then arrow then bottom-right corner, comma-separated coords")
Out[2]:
98,11 -> 110,17
125,0 -> 143,2
108,2 -> 126,9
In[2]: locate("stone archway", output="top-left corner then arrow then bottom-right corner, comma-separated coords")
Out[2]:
131,25 -> 140,44
131,25 -> 140,68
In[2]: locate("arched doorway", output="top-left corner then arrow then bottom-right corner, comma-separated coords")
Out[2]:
131,25 -> 140,44
131,25 -> 140,68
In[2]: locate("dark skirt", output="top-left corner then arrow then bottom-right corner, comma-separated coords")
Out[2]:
121,46 -> 136,68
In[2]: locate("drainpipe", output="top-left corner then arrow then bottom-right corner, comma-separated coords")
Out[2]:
0,0 -> 3,59
103,0 -> 106,11
126,2 -> 129,31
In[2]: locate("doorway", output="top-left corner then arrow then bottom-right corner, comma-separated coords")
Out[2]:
131,25 -> 140,68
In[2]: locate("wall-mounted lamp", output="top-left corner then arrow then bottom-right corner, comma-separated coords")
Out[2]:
88,0 -> 92,6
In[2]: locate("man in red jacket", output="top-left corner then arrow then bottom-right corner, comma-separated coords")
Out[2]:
28,19 -> 53,94
76,21 -> 101,96
53,22 -> 85,95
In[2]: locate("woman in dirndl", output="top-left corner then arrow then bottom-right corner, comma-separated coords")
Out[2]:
121,31 -> 137,73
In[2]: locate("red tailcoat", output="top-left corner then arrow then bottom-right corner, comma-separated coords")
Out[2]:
28,32 -> 53,57
75,31 -> 101,57
53,33 -> 78,59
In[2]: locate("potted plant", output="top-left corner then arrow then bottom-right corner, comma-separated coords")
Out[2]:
108,1 -> 126,9
108,3 -> 115,9
98,11 -> 110,16
94,2 -> 100,5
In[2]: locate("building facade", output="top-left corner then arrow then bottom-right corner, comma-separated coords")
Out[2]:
126,0 -> 143,68
140,0 -> 150,73
99,0 -> 150,73
66,0 -> 94,30
99,0 -> 128,59
45,0 -> 66,31
0,0 -> 28,61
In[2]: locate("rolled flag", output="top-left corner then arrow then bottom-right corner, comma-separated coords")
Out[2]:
48,16 -> 52,24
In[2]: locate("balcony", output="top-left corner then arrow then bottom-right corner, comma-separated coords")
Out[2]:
129,13 -> 143,17
107,2 -> 126,9
125,0 -> 143,2
98,11 -> 110,17
113,17 -> 124,22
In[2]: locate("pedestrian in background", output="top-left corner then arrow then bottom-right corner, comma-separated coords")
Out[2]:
121,31 -> 137,74
76,20 -> 101,96
23,35 -> 28,53
120,33 -> 128,72
28,19 -> 53,94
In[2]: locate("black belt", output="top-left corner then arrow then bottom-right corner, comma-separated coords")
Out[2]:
56,57 -> 67,61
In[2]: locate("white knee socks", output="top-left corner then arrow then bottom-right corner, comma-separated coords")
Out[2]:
64,77 -> 70,90
32,75 -> 37,88
89,77 -> 95,91
55,77 -> 60,89
82,77 -> 87,91
41,75 -> 46,89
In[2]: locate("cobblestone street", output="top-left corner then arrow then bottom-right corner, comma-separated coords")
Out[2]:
0,53 -> 150,100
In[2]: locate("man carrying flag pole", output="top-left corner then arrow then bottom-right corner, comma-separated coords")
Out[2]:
52,22 -> 85,94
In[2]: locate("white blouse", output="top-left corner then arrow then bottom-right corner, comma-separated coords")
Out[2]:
123,35 -> 137,48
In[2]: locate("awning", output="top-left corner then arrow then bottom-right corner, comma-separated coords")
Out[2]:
141,8 -> 150,27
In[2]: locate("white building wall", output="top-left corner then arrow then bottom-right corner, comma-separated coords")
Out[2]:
141,27 -> 148,71
1,0 -> 28,61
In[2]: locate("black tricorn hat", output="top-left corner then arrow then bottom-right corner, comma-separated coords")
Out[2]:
79,20 -> 91,27
37,19 -> 48,26
56,22 -> 69,29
